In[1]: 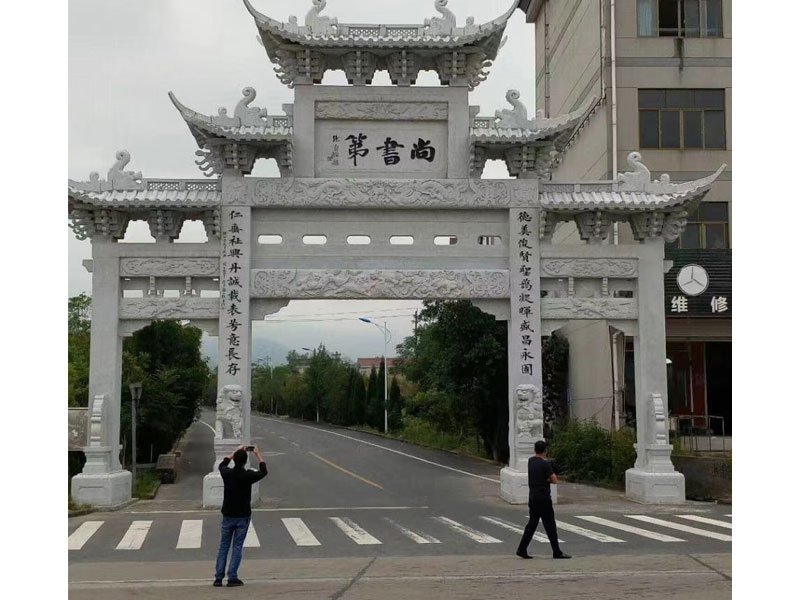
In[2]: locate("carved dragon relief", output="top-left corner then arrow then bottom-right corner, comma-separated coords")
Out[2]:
541,298 -> 638,320
119,298 -> 220,320
120,258 -> 220,278
252,178 -> 535,208
540,259 -> 638,278
315,101 -> 448,121
251,269 -> 510,299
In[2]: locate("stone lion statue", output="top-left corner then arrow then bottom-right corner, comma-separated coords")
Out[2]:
515,384 -> 544,443
216,384 -> 243,440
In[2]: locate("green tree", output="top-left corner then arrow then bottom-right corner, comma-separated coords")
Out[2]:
350,370 -> 367,425
365,366 -> 381,430
387,376 -> 403,431
541,333 -> 570,433
68,294 -> 92,407
120,321 -> 210,465
398,300 -> 509,462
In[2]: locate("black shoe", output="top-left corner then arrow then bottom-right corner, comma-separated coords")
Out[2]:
212,579 -> 222,587
227,578 -> 244,587
553,552 -> 572,559
516,550 -> 533,559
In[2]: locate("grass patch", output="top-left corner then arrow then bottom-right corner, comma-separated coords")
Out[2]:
351,417 -> 491,461
133,468 -> 162,499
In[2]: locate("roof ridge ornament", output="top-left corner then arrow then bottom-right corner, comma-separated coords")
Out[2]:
305,0 -> 338,35
617,152 -> 727,194
69,150 -> 144,192
424,0 -> 459,36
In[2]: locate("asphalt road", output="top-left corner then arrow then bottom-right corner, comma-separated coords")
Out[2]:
68,410 -> 733,566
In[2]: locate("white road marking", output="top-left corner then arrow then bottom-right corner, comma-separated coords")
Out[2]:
198,420 -> 217,435
176,520 -> 203,549
676,514 -> 733,529
725,514 -> 732,517
433,517 -> 502,544
282,518 -> 321,546
330,517 -> 382,545
576,516 -> 685,542
479,515 -> 563,543
384,518 -> 441,544
257,416 -> 500,483
626,515 -> 732,542
556,520 -> 625,543
68,521 -> 104,550
243,520 -> 260,547
116,521 -> 153,550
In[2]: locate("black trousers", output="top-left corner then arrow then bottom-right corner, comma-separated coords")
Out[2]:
517,497 -> 561,555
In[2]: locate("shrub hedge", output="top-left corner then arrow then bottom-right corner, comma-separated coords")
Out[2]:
549,420 -> 637,488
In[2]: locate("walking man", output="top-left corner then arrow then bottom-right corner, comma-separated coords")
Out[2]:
516,440 -> 571,559
213,445 -> 268,587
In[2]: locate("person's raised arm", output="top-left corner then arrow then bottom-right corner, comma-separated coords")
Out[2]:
250,445 -> 268,481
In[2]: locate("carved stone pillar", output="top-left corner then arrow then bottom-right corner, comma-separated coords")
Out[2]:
203,172 -> 257,508
71,242 -> 132,508
625,238 -> 685,503
500,199 -> 545,504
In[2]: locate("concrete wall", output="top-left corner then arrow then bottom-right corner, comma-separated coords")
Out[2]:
562,320 -> 614,429
672,454 -> 732,501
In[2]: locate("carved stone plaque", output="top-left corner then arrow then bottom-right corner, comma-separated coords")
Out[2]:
120,258 -> 220,277
540,258 -> 638,278
315,102 -> 448,121
119,298 -> 220,320
541,298 -> 638,320
251,269 -> 510,299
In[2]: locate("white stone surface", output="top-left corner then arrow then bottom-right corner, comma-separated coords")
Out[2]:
71,470 -> 132,509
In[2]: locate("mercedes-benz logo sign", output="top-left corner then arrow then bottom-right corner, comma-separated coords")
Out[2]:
676,264 -> 709,297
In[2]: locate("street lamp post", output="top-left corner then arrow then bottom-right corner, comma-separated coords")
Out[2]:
129,382 -> 143,486
359,318 -> 391,433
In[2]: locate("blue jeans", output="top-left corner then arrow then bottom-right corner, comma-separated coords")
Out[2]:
214,516 -> 250,581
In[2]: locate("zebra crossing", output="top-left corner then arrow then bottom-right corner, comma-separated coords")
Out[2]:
68,512 -> 732,553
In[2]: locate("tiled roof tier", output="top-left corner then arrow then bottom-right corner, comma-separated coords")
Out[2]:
243,0 -> 520,88
168,90 -> 293,178
469,93 -> 599,178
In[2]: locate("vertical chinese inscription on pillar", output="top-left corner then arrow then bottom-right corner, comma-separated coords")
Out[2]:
509,208 -> 543,471
221,209 -> 246,379
515,210 -> 537,379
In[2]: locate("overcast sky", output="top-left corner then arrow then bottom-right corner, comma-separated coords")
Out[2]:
68,0 -> 535,363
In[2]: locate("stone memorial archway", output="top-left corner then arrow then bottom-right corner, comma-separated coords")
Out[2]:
69,0 -> 724,508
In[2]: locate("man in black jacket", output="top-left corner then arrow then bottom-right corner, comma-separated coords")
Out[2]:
213,445 -> 268,587
516,440 -> 571,559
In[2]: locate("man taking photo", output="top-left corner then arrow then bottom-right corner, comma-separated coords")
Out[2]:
213,445 -> 268,587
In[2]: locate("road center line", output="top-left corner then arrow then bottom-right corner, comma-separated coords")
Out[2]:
257,416 -> 500,484
309,452 -> 384,490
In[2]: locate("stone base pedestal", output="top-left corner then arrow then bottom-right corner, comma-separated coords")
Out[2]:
500,467 -> 558,505
203,472 -> 261,508
71,470 -> 132,509
500,467 -> 528,504
203,438 -> 262,508
625,468 -> 685,504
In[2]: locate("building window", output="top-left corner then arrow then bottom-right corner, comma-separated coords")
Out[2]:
638,0 -> 722,37
667,202 -> 729,249
639,89 -> 726,150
